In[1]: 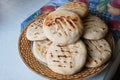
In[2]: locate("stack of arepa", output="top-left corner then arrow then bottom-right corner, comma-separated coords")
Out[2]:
26,2 -> 111,75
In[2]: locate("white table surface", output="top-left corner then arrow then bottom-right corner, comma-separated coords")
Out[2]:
0,0 -> 109,80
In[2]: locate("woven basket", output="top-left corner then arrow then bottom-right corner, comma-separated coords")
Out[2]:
18,16 -> 115,80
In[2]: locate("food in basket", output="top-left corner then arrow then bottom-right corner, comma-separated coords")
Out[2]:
46,40 -> 87,75
26,13 -> 48,41
84,39 -> 111,67
24,2 -> 112,76
33,39 -> 52,63
57,2 -> 88,17
43,10 -> 83,46
83,15 -> 108,40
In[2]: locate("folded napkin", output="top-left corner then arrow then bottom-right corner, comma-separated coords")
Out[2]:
21,0 -> 120,80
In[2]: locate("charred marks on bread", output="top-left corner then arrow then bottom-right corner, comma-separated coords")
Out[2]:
58,55 -> 67,58
67,20 -> 76,29
94,60 -> 98,64
69,62 -> 73,68
102,27 -> 106,30
95,30 -> 98,32
90,49 -> 93,52
56,16 -> 76,31
53,60 -> 60,62
55,18 -> 64,30
60,47 -> 70,53
58,33 -> 62,36
45,18 -> 53,27
31,25 -> 34,27
89,40 -> 102,54
35,26 -> 38,29
60,16 -> 67,25
58,65 -> 62,67
55,50 -> 58,52
100,58 -> 102,61
75,51 -> 78,53
72,18 -> 78,22
33,22 -> 37,25
99,45 -> 102,48
50,53 -> 53,57
63,61 -> 66,63
56,45 -> 62,47
104,49 -> 111,53
61,49 -> 64,52
46,21 -> 52,26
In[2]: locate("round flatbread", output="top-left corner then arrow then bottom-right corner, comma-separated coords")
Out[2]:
33,39 -> 52,63
83,15 -> 108,40
84,39 -> 111,67
57,2 -> 88,17
46,40 -> 87,75
26,13 -> 48,41
43,10 -> 83,45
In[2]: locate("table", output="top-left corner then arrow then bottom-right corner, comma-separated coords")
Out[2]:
0,0 -> 118,80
